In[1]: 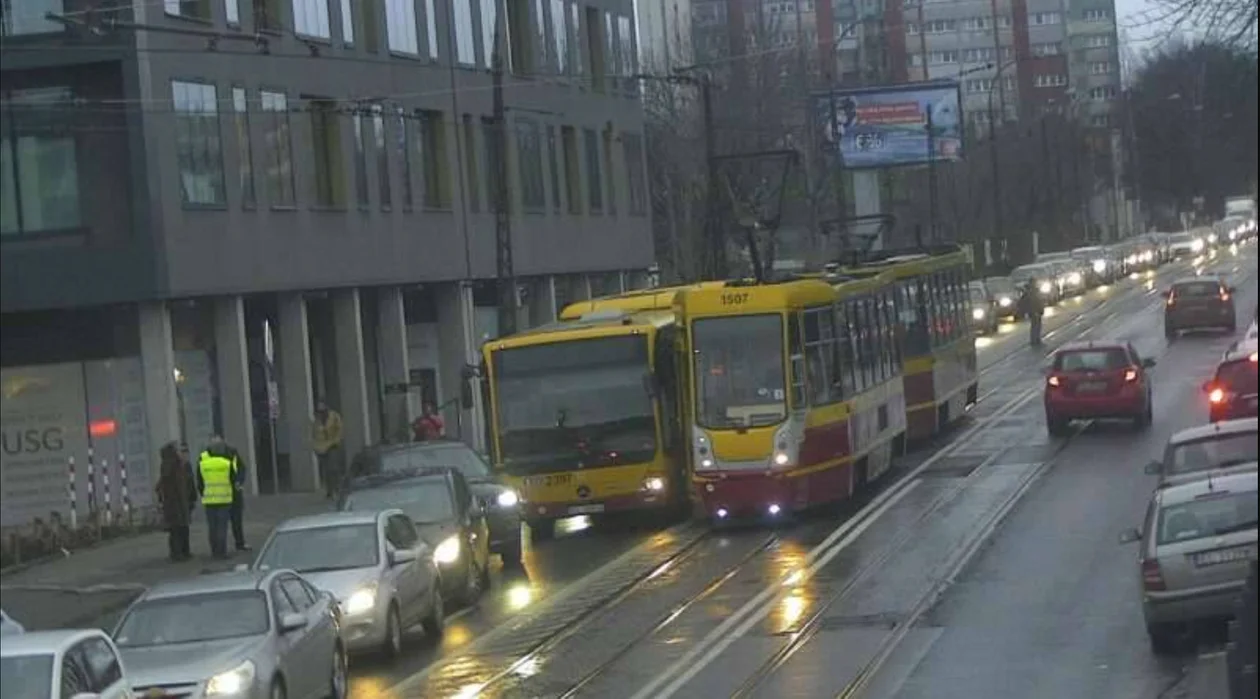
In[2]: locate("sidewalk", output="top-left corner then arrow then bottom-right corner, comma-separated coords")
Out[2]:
0,492 -> 329,631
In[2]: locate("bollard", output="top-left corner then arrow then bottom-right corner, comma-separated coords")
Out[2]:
86,448 -> 97,518
119,454 -> 131,522
67,456 -> 78,531
102,458 -> 113,528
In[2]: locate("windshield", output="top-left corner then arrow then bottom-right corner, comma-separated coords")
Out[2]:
1054,349 -> 1129,372
1167,433 -> 1259,474
492,334 -> 656,473
114,591 -> 269,647
1217,359 -> 1258,393
256,524 -> 379,573
984,278 -> 1016,295
1,655 -> 53,699
1071,247 -> 1103,258
1010,267 -> 1042,283
969,287 -> 987,304
693,314 -> 787,429
1157,490 -> 1259,545
1170,233 -> 1195,243
379,444 -> 492,480
1173,281 -> 1222,297
343,478 -> 454,523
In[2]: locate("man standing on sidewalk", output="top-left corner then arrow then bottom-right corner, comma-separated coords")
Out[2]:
312,400 -> 344,498
215,437 -> 252,553
196,435 -> 239,559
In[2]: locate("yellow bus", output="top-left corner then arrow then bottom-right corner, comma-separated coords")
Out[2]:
837,245 -> 978,441
479,285 -> 711,539
677,272 -> 907,522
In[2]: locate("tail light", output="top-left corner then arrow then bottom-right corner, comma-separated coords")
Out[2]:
1166,294 -> 1176,306
1251,352 -> 1258,363
1047,375 -> 1062,388
1209,386 -> 1228,404
1123,368 -> 1139,383
1220,291 -> 1231,301
1141,558 -> 1166,591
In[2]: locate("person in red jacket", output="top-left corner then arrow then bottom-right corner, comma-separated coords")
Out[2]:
412,402 -> 445,442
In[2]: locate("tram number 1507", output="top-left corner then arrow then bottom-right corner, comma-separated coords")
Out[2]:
720,292 -> 750,306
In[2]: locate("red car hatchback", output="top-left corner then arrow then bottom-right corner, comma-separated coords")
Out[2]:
1204,345 -> 1259,422
1044,342 -> 1157,436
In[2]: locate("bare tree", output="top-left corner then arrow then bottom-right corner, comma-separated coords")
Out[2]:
1137,0 -> 1257,50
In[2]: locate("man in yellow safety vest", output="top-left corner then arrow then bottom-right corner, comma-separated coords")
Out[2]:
197,435 -> 240,559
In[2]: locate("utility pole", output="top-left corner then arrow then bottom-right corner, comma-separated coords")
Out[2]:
700,75 -> 723,279
927,105 -> 939,242
491,4 -> 515,337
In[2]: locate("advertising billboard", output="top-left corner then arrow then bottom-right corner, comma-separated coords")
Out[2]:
816,81 -> 964,169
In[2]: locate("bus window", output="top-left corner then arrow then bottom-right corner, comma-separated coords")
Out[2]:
834,303 -> 856,397
788,313 -> 806,409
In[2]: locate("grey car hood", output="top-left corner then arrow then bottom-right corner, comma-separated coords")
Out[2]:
415,521 -> 459,547
299,567 -> 380,603
120,636 -> 267,687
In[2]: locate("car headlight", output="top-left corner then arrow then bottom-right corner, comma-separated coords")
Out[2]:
642,476 -> 666,492
1126,254 -> 1138,265
1039,282 -> 1053,294
998,296 -> 1012,307
1191,238 -> 1205,252
433,536 -> 461,565
1067,272 -> 1082,285
496,490 -> 520,508
972,307 -> 986,320
1092,259 -> 1107,273
1208,234 -> 1218,244
342,586 -> 377,615
206,660 -> 255,696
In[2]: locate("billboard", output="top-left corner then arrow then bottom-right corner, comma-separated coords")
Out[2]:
816,81 -> 964,169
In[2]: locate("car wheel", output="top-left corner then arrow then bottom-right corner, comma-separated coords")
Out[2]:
459,557 -> 482,606
421,588 -> 445,639
327,645 -> 347,699
1147,623 -> 1179,655
382,603 -> 403,659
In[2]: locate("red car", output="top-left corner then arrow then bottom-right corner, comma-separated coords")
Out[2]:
1204,345 -> 1259,422
1044,342 -> 1156,436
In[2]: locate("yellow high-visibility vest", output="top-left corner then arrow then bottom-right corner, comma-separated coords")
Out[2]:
198,452 -> 235,506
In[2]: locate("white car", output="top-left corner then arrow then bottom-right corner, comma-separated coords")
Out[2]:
1,609 -> 25,636
1,628 -> 133,699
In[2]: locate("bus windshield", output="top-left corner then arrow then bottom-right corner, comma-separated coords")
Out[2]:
492,335 -> 656,473
693,314 -> 787,429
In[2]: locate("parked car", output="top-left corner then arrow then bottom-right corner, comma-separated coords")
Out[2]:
349,440 -> 522,565
252,510 -> 444,658
1145,418 -> 1258,488
968,281 -> 999,335
1204,343 -> 1259,423
2,629 -> 132,699
339,467 -> 492,606
1120,470 -> 1259,654
1043,342 -> 1156,436
113,570 -> 346,699
982,276 -> 1019,319
1165,276 -> 1237,338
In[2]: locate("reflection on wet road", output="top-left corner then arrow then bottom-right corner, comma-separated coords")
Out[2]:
344,246 -> 1254,699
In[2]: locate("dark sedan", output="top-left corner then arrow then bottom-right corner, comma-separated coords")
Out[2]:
348,441 -> 523,565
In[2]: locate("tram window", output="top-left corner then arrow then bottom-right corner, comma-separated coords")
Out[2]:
867,296 -> 886,384
885,290 -> 902,371
804,307 -> 838,405
834,303 -> 856,397
926,274 -> 941,348
950,268 -> 966,340
902,281 -> 928,356
788,313 -> 806,409
859,298 -> 876,390
879,291 -> 896,377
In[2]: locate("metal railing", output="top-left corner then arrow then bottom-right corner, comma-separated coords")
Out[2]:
1228,560 -> 1258,698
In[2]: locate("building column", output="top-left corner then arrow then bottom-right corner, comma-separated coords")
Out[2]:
139,301 -> 180,466
332,288 -> 372,460
213,296 -> 259,495
376,286 -> 412,443
528,276 -> 558,327
618,271 -> 628,293
436,282 -> 485,453
278,293 -> 318,491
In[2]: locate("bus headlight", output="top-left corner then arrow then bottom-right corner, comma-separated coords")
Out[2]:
972,307 -> 986,320
642,476 -> 666,492
496,490 -> 520,508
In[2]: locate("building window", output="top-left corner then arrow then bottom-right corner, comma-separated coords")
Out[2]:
424,0 -> 438,58
358,0 -> 380,51
3,0 -> 64,35
516,117 -> 545,210
0,87 -> 81,235
1034,74 -> 1067,87
172,80 -> 226,207
1083,8 -> 1110,21
603,12 -> 617,88
385,0 -> 419,54
602,127 -> 616,214
260,90 -> 295,207
1091,114 -> 1110,127
508,0 -> 534,75
1031,42 -> 1061,57
308,98 -> 345,208
291,0 -> 330,38
353,107 -> 370,207
479,0 -> 496,67
450,0 -> 472,64
1089,61 -> 1113,75
1029,12 -> 1060,25
618,15 -> 636,85
254,0 -> 283,32
165,0 -> 211,21
562,125 -> 580,214
1089,85 -> 1117,101
418,110 -> 450,209
463,114 -> 479,212
338,0 -> 352,42
232,87 -> 256,208
1084,34 -> 1111,48
226,0 -> 241,24
534,0 -> 551,72
623,133 -> 646,216
584,127 -> 602,212
922,19 -> 955,33
585,7 -> 605,90
482,117 -> 504,212
551,0 -> 567,74
546,125 -> 561,211
929,50 -> 958,65
372,105 -> 391,210
568,2 -> 583,76
396,107 -> 413,210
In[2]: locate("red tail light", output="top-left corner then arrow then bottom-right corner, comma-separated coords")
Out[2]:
1047,375 -> 1062,388
1220,292 -> 1231,301
1123,368 -> 1139,383
1141,558 -> 1166,591
1209,386 -> 1228,404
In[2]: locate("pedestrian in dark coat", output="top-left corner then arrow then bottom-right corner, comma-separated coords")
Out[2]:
155,441 -> 196,561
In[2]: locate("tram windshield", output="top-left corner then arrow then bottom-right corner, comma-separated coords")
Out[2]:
692,314 -> 787,429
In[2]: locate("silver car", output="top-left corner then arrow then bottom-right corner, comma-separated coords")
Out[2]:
1120,470 -> 1259,654
113,570 -> 346,699
2,628 -> 133,699
1145,417 -> 1258,487
252,510 -> 444,658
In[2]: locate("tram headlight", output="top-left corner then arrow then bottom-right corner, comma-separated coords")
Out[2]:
693,427 -> 716,470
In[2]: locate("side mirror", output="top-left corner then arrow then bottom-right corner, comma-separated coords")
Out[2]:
1118,528 -> 1142,545
389,548 -> 418,566
1142,358 -> 1157,368
279,612 -> 307,632
1144,460 -> 1162,475
642,372 -> 659,399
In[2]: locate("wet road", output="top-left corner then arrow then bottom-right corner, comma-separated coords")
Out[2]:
336,246 -> 1255,698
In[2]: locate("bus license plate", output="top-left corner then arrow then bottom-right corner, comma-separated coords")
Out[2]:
1193,546 -> 1255,567
568,504 -> 605,515
523,474 -> 573,488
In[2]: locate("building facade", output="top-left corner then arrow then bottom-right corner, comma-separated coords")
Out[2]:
0,0 -> 654,527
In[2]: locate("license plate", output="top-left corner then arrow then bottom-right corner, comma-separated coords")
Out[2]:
1193,546 -> 1255,567
522,473 -> 574,488
568,504 -> 605,515
1077,381 -> 1107,393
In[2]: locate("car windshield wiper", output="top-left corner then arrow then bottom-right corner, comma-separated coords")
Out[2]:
299,564 -> 365,573
1214,520 -> 1259,536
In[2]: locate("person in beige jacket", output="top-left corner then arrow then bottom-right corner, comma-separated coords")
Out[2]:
312,400 -> 344,498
